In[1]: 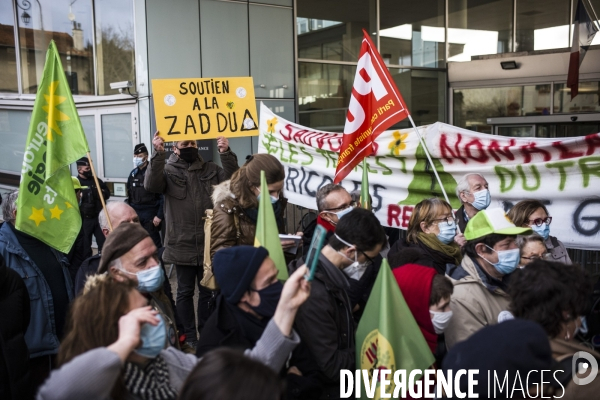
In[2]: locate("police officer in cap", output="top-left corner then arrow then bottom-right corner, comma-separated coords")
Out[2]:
127,143 -> 164,248
77,157 -> 110,253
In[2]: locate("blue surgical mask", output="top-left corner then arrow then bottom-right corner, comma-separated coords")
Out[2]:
470,189 -> 491,211
135,314 -> 166,358
133,156 -> 145,168
531,223 -> 550,241
437,221 -> 457,244
334,205 -> 354,221
120,265 -> 165,293
257,193 -> 279,204
481,245 -> 520,275
249,281 -> 283,318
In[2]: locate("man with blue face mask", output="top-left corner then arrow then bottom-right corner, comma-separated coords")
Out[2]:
444,208 -> 532,349
98,223 -> 182,352
455,173 -> 491,243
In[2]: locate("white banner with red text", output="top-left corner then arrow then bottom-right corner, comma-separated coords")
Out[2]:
258,103 -> 600,250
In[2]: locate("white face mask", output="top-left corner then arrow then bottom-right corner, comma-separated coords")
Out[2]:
430,310 -> 453,334
335,233 -> 368,281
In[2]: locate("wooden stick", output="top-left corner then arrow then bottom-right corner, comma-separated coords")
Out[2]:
86,151 -> 113,231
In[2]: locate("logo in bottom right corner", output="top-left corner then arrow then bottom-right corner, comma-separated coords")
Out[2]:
573,351 -> 598,385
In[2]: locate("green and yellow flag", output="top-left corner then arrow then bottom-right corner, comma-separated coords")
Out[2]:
16,40 -> 90,253
360,159 -> 371,211
356,259 -> 434,399
254,170 -> 288,280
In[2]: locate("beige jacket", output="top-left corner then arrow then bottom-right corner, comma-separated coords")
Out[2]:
445,255 -> 511,349
551,338 -> 600,400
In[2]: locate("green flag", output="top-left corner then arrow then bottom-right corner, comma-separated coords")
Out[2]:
356,259 -> 434,399
16,40 -> 90,253
254,170 -> 288,280
359,158 -> 371,211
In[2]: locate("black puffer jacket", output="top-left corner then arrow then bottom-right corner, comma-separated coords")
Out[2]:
0,254 -> 33,400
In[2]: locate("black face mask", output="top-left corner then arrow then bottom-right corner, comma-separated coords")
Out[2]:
248,281 -> 283,318
177,147 -> 198,163
82,170 -> 92,179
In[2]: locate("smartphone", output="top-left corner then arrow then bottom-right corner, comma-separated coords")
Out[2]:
304,225 -> 327,281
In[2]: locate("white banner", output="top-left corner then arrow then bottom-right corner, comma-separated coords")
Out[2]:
258,103 -> 600,250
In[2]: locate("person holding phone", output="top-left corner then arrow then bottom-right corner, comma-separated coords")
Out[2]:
288,208 -> 387,398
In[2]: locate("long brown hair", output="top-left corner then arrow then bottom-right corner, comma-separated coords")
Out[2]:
58,277 -> 136,399
229,153 -> 285,209
406,198 -> 452,243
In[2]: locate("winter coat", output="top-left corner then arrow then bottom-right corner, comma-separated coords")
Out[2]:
289,254 -> 355,398
388,237 -> 456,274
444,255 -> 510,349
144,150 -> 238,266
209,180 -> 286,260
550,338 -> 600,400
545,235 -> 572,264
37,319 -> 300,400
0,223 -> 74,358
0,254 -> 33,400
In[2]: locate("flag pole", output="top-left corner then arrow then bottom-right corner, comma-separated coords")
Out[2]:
86,151 -> 113,231
585,0 -> 600,31
406,114 -> 461,232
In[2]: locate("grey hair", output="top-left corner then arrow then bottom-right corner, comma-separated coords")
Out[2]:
515,233 -> 546,250
455,173 -> 486,201
1,189 -> 18,224
316,184 -> 347,212
98,202 -> 130,230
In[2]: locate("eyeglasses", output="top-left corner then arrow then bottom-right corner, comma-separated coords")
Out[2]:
325,201 -> 356,213
431,216 -> 455,226
527,217 -> 552,227
521,253 -> 551,261
360,250 -> 374,266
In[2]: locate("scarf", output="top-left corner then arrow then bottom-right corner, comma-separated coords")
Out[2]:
416,232 -> 462,269
123,355 -> 177,400
242,201 -> 284,228
226,301 -> 269,345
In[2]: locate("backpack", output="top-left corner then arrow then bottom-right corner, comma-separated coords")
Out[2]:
200,209 -> 240,290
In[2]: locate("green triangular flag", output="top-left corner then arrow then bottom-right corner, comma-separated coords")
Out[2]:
355,259 -> 435,398
15,40 -> 90,253
254,171 -> 288,280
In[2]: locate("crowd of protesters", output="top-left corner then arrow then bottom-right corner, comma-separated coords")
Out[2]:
1,132 -> 599,400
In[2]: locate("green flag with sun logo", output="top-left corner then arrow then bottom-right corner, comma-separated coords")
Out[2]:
15,40 -> 90,253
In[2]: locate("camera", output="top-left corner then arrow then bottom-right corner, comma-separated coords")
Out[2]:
571,116 -> 578,122
109,81 -> 133,90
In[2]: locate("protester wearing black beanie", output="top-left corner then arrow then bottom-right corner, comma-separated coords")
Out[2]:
213,245 -> 269,304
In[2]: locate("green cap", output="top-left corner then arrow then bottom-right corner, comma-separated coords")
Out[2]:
464,208 -> 532,240
72,176 -> 88,190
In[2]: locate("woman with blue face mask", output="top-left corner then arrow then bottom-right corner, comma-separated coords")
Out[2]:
38,270 -> 310,400
388,198 -> 462,274
507,199 -> 572,265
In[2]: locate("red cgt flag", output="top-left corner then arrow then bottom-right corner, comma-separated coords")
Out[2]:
333,29 -> 409,184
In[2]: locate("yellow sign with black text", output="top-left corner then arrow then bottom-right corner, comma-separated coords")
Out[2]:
152,77 -> 258,141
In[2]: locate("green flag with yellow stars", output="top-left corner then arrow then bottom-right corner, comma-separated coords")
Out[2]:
15,40 -> 90,253
254,170 -> 288,280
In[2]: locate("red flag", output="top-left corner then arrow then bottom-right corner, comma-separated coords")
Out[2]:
334,29 -> 409,184
567,0 -> 599,99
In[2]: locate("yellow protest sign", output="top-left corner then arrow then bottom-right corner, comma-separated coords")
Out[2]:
152,77 -> 258,141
